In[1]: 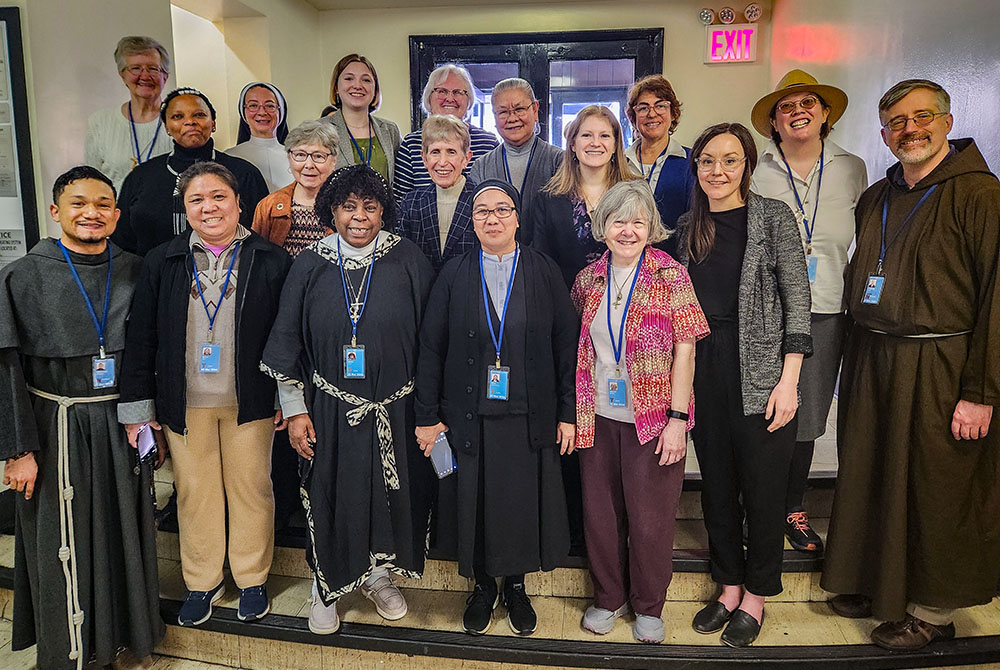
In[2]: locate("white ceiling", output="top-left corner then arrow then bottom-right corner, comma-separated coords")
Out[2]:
305,0 -> 600,9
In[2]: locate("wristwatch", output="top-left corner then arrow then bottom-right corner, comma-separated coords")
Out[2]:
666,409 -> 689,421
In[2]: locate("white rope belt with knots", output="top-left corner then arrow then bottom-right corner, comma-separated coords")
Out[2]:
27,386 -> 119,670
311,372 -> 412,491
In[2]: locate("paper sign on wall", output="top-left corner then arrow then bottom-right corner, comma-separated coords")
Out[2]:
705,24 -> 758,63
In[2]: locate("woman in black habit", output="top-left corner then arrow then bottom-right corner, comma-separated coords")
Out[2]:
261,165 -> 435,634
415,179 -> 578,637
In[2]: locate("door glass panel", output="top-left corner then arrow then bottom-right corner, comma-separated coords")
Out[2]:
548,58 -> 635,148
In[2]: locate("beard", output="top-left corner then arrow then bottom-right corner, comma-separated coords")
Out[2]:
894,132 -> 938,164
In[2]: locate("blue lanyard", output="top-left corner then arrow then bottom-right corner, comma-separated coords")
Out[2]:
780,142 -> 824,248
877,184 -> 938,275
502,138 -> 537,195
128,102 -> 162,166
191,241 -> 240,342
57,241 -> 113,357
337,236 -> 376,346
346,116 -> 374,167
479,246 -> 519,367
637,141 -> 670,185
607,249 -> 644,371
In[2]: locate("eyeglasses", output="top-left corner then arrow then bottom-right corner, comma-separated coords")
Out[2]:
696,156 -> 747,172
633,101 -> 671,117
288,150 -> 333,164
245,102 -> 279,113
881,111 -> 948,132
432,87 -> 470,99
472,205 -> 516,221
124,64 -> 165,77
495,105 -> 534,120
775,95 -> 821,115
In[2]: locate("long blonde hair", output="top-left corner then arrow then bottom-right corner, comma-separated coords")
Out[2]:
543,105 -> 636,197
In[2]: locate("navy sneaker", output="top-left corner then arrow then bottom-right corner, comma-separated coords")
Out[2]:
238,584 -> 271,621
178,581 -> 225,626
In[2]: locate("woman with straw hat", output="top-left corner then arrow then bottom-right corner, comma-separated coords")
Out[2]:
749,69 -> 868,556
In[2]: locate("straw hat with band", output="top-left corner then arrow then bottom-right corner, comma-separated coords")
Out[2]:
750,69 -> 848,138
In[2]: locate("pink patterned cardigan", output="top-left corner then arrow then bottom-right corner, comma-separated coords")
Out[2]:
571,247 -> 710,450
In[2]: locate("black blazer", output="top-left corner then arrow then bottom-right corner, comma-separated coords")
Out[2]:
414,246 -> 578,454
119,229 -> 292,434
526,191 -> 607,289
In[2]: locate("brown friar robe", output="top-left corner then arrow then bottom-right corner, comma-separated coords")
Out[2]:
821,138 -> 1000,621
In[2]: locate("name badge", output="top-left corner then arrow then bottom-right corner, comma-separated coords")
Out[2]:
607,377 -> 628,407
344,345 -> 366,379
200,343 -> 221,373
92,354 -> 116,389
807,255 -> 818,284
486,366 -> 510,401
862,275 -> 885,305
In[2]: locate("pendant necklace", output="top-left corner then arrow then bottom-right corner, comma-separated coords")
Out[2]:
610,263 -> 638,308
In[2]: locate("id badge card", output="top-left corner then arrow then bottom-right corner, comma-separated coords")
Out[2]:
806,255 -> 818,284
486,366 -> 510,401
92,354 -> 116,389
344,345 -> 366,379
199,343 -> 221,373
607,377 -> 628,407
862,275 -> 885,305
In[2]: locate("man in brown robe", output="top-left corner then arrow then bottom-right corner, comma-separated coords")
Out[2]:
821,79 -> 1000,650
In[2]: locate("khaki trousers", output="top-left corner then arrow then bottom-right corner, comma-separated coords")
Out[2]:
907,603 -> 955,626
166,406 -> 275,591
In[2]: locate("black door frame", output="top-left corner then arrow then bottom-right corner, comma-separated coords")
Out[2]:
407,28 -> 664,138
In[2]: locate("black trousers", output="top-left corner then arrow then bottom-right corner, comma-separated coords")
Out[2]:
691,323 -> 796,597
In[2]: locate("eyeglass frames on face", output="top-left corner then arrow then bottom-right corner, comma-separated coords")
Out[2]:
495,105 -> 534,120
882,111 -> 948,132
472,205 -> 516,221
125,64 -> 165,77
433,87 -> 470,99
695,156 -> 747,172
633,101 -> 671,117
776,95 -> 821,115
245,102 -> 279,113
288,150 -> 333,164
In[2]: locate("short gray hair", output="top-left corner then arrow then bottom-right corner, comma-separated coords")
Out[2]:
114,36 -> 171,75
492,77 -> 536,102
421,115 -> 470,153
421,64 -> 478,120
878,79 -> 950,117
286,119 -> 340,154
591,180 -> 668,244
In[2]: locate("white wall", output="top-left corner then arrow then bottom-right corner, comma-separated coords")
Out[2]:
171,5 -> 235,146
316,0 -> 776,148
770,0 -> 1000,178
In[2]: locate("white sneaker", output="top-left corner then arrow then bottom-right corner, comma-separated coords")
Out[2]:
308,580 -> 340,635
581,602 -> 629,635
360,573 -> 408,620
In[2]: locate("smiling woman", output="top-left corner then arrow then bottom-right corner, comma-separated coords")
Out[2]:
226,82 -> 292,193
111,87 -> 269,256
85,36 -> 174,190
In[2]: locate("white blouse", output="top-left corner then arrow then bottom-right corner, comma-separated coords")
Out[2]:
226,136 -> 292,193
85,105 -> 173,191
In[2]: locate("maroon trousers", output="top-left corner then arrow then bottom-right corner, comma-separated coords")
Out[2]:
579,415 -> 685,616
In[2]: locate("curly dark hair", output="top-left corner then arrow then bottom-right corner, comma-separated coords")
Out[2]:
315,164 -> 396,230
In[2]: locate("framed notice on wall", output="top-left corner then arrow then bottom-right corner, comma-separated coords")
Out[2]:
0,7 -> 37,269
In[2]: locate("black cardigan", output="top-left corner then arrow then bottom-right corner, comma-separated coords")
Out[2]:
526,191 -> 607,290
119,229 -> 292,434
112,140 -> 269,256
414,246 -> 578,454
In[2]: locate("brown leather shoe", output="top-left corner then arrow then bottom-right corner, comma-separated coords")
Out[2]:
870,614 -> 955,651
828,594 -> 872,619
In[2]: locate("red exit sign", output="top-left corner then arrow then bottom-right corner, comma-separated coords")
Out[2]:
705,24 -> 758,63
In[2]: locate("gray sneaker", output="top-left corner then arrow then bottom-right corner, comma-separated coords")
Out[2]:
633,614 -> 665,643
581,602 -> 629,635
360,574 -> 408,620
308,580 -> 340,635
